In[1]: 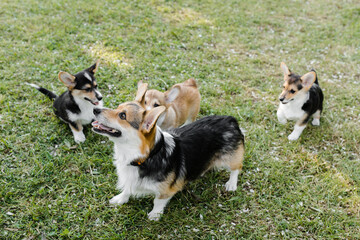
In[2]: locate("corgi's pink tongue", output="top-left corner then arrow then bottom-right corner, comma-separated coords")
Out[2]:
94,102 -> 99,105
92,121 -> 114,131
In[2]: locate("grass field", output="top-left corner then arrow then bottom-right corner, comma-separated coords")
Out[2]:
1,0 -> 360,239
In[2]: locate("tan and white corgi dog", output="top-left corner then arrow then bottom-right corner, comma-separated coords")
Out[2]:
91,87 -> 244,221
27,61 -> 103,143
139,78 -> 201,130
277,62 -> 324,140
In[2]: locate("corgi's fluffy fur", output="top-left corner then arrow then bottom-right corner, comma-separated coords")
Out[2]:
91,87 -> 244,221
27,61 -> 103,143
277,62 -> 324,140
139,78 -> 201,130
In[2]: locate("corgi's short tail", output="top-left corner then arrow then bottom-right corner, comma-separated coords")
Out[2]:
26,83 -> 58,100
184,78 -> 198,88
310,69 -> 319,86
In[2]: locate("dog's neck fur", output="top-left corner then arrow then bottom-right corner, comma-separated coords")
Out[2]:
113,127 -> 174,166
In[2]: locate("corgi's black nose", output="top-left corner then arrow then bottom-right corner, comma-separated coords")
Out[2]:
279,97 -> 285,102
93,108 -> 102,115
97,95 -> 103,101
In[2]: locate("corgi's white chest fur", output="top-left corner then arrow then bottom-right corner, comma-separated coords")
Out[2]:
67,97 -> 103,124
278,92 -> 309,121
112,132 -> 162,197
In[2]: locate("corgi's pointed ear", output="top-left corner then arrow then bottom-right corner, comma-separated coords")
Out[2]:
165,85 -> 180,103
135,81 -> 148,104
301,71 -> 316,90
86,60 -> 100,74
280,62 -> 291,77
58,71 -> 76,89
141,106 -> 166,133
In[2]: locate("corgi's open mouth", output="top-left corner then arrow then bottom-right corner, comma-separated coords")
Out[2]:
92,121 -> 122,137
85,97 -> 100,106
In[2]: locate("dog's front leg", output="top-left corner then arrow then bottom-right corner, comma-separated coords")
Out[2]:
148,196 -> 172,221
288,115 -> 309,141
69,121 -> 85,143
109,191 -> 130,205
277,108 -> 287,124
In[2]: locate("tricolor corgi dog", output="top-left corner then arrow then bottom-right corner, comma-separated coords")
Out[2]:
139,78 -> 201,130
27,61 -> 103,143
277,62 -> 324,140
91,87 -> 244,221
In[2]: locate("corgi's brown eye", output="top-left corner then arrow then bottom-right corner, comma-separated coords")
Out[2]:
154,103 -> 159,107
144,101 -> 147,105
290,89 -> 296,94
85,88 -> 92,92
119,112 -> 126,120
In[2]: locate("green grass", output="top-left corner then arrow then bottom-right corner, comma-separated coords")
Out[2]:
1,0 -> 360,238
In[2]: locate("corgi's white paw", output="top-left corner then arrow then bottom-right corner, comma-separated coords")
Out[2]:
109,194 -> 129,205
288,133 -> 300,141
148,211 -> 162,221
225,180 -> 237,192
73,132 -> 86,143
312,119 -> 320,126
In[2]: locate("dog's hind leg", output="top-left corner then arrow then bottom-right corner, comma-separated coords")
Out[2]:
311,110 -> 321,126
225,143 -> 244,191
69,121 -> 85,143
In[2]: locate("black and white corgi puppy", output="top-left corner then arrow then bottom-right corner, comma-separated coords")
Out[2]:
27,61 -> 103,143
277,62 -> 324,140
91,87 -> 245,221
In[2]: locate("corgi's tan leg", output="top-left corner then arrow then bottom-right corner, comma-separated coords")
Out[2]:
288,115 -> 308,141
225,143 -> 244,191
149,173 -> 186,220
148,195 -> 173,221
69,122 -> 85,143
311,110 -> 321,126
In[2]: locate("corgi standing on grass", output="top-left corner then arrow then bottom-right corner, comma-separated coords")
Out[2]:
91,86 -> 244,221
139,78 -> 201,130
27,61 -> 103,143
277,62 -> 324,141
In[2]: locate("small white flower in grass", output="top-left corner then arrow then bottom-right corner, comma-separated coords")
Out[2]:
171,76 -> 176,79
95,218 -> 103,226
193,228 -> 200,232
6,212 -> 14,216
200,214 -> 203,220
101,141 -> 106,144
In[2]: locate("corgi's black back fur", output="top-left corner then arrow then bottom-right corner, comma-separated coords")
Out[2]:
301,81 -> 323,124
133,115 -> 244,182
